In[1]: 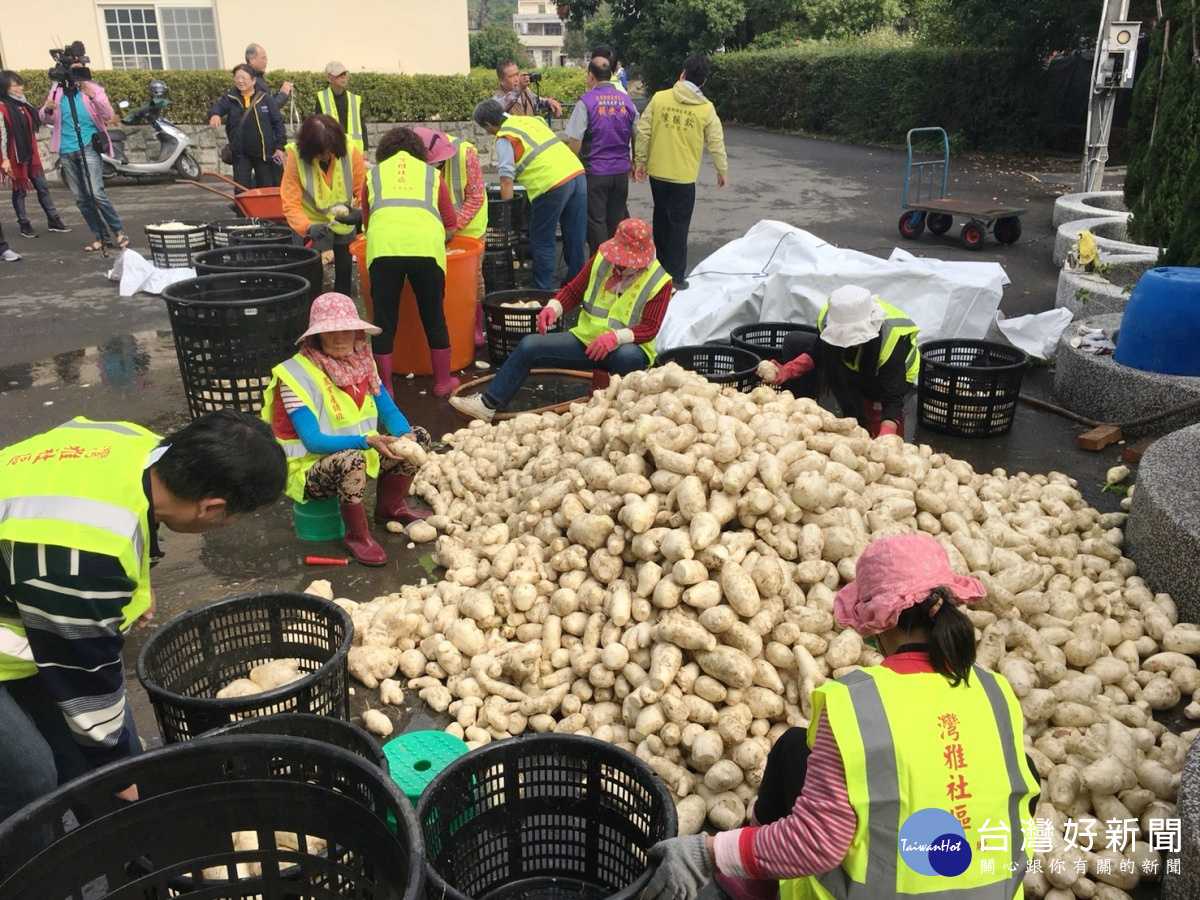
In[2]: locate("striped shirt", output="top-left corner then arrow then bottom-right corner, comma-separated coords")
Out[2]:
0,473 -> 159,769
715,652 -> 942,881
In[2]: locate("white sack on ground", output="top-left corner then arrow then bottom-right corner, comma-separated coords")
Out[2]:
656,220 -> 1010,352
995,307 -> 1074,360
107,249 -> 196,297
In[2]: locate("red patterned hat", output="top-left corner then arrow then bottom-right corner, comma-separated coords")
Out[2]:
599,218 -> 656,269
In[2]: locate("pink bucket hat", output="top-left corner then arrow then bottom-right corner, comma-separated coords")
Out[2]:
297,292 -> 381,343
834,533 -> 986,636
412,127 -> 457,165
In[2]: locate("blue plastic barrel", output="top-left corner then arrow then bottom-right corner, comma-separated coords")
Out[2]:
1114,267 -> 1200,376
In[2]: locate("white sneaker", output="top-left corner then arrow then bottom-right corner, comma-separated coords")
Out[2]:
1,249 -> 21,262
449,392 -> 496,423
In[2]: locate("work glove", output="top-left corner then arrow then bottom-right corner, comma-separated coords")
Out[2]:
536,304 -> 559,335
768,352 -> 815,385
306,222 -> 333,251
335,207 -> 363,226
585,331 -> 619,361
640,834 -> 712,900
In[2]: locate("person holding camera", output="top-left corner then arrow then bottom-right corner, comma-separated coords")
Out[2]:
207,64 -> 286,190
281,113 -> 365,297
41,44 -> 129,253
492,60 -> 562,119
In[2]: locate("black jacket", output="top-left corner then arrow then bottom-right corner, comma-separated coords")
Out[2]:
208,88 -> 285,163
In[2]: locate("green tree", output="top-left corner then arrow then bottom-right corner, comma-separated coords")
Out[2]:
469,23 -> 532,70
467,0 -> 519,30
801,0 -> 904,40
562,23 -> 590,64
909,0 -> 1096,59
1125,0 -> 1200,249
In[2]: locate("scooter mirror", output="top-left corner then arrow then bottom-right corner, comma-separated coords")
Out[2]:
118,99 -> 130,109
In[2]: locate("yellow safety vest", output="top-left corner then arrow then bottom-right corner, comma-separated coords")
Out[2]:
286,143 -> 357,236
497,115 -> 583,201
570,258 -> 671,366
781,665 -> 1038,900
365,151 -> 447,271
261,355 -> 381,503
645,87 -> 713,184
316,88 -> 364,155
444,135 -> 488,240
817,298 -> 920,384
0,418 -> 158,679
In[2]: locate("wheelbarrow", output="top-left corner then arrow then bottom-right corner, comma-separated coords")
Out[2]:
898,127 -> 1025,251
177,170 -> 286,223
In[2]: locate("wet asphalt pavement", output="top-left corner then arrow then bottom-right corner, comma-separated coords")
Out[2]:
0,125 -> 1131,745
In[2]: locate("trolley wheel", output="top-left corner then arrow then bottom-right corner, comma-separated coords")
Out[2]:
928,213 -> 953,235
960,221 -> 986,250
898,211 -> 926,240
994,216 -> 1022,244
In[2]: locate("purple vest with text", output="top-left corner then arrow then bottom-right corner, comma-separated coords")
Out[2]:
580,83 -> 638,177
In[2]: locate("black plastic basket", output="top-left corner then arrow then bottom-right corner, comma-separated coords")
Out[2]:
917,339 -> 1029,437
207,712 -> 388,772
161,271 -> 310,418
0,735 -> 423,900
228,223 -> 297,246
482,289 -> 561,364
730,322 -> 818,361
136,591 -> 353,744
482,248 -> 519,293
208,217 -> 267,247
194,243 -> 324,302
656,344 -> 762,394
417,734 -> 677,900
484,197 -> 526,250
144,221 -> 211,268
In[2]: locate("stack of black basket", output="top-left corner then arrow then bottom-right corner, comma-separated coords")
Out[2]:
482,185 -> 528,293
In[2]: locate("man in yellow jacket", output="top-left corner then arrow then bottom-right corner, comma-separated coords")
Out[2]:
634,53 -> 728,290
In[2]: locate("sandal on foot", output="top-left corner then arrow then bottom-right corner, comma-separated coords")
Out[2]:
84,241 -> 103,252
115,233 -> 130,250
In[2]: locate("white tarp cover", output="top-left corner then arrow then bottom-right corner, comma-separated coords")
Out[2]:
107,249 -> 196,297
655,220 -> 1011,353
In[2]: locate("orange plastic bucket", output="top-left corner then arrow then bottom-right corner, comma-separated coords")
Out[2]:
351,235 -> 484,375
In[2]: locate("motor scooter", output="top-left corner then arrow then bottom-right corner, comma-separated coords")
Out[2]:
57,87 -> 200,183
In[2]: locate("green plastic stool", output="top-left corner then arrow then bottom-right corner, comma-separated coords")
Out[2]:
293,497 -> 345,541
384,730 -> 470,805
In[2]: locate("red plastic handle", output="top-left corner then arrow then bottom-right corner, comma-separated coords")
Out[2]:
305,555 -> 348,566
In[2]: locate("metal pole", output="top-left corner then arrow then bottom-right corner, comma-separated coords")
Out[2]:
1081,0 -> 1132,192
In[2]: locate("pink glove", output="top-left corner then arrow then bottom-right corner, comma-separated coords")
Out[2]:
536,304 -> 558,335
774,352 -> 815,383
585,331 -> 619,361
878,420 -> 899,437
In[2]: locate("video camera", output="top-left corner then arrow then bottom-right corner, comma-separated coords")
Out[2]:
49,41 -> 91,88
525,71 -> 542,84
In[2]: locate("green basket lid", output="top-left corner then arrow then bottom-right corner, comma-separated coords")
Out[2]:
383,730 -> 470,805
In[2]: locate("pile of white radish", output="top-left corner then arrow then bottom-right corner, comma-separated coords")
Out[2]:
326,364 -> 1193,899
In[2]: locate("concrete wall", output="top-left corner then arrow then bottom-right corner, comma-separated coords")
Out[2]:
0,0 -> 468,74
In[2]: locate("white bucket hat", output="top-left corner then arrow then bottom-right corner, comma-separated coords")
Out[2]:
820,285 -> 887,348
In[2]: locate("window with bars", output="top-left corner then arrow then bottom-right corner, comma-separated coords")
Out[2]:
102,5 -> 220,70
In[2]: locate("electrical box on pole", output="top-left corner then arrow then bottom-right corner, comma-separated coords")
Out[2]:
1081,0 -> 1141,192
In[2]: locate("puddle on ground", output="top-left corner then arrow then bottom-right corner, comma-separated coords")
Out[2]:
0,329 -> 177,392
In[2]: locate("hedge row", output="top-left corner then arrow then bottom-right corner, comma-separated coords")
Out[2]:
16,68 -> 588,125
704,46 -> 1052,153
